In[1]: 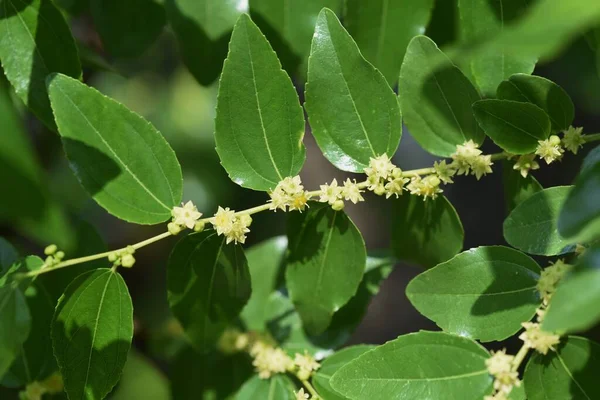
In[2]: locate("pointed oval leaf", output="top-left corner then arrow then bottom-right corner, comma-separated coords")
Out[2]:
167,231 -> 251,351
344,0 -> 435,85
313,345 -> 375,400
47,73 -> 183,224
473,99 -> 551,154
111,350 -> 170,400
497,74 -> 574,133
524,336 -> 600,400
504,186 -> 575,256
52,269 -> 133,400
502,160 -> 543,213
285,205 -> 366,335
458,0 -> 537,96
407,246 -> 541,342
391,194 -> 464,269
305,8 -> 402,172
399,35 -> 483,157
0,284 -> 30,378
330,331 -> 493,399
215,14 -> 306,190
236,375 -> 296,400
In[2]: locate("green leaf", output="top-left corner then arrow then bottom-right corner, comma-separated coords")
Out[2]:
47,73 -> 183,224
0,237 -> 18,276
391,194 -> 463,269
458,0 -> 536,96
286,205 -> 366,335
52,269 -> 133,400
313,345 -> 375,400
497,74 -> 574,133
524,336 -> 600,400
399,35 -> 483,157
543,246 -> 600,333
165,0 -> 245,86
502,160 -> 543,213
344,0 -> 435,85
509,385 -> 526,400
329,331 -> 493,399
504,186 -> 575,256
167,231 -> 251,351
407,246 -> 541,342
558,152 -> 600,243
236,375 -> 296,400
473,99 -> 551,154
0,0 -> 81,130
0,284 -> 30,379
90,0 -> 166,58
215,14 -> 306,191
111,350 -> 170,400
305,8 -> 402,172
241,236 -> 287,331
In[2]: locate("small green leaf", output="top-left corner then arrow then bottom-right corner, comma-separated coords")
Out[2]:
558,152 -> 600,243
0,237 -> 18,276
458,0 -> 536,96
344,0 -> 435,85
241,236 -> 287,331
391,194 -> 463,269
47,73 -> 183,224
399,35 -> 483,157
90,0 -> 166,58
407,246 -> 541,342
215,14 -> 306,191
305,8 -> 402,172
286,205 -> 366,335
313,345 -> 375,400
236,375 -> 296,400
0,0 -> 81,130
502,160 -> 543,213
524,336 -> 600,400
0,284 -> 31,378
543,246 -> 600,333
165,0 -> 245,86
52,269 -> 133,400
111,350 -> 170,400
167,231 -> 251,351
504,186 -> 575,256
330,331 -> 493,399
497,74 -> 574,133
509,384 -> 526,400
473,99 -> 551,154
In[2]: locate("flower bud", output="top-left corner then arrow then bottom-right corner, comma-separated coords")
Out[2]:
549,135 -> 561,146
331,199 -> 345,211
168,222 -> 182,235
194,220 -> 206,232
121,254 -> 136,268
55,251 -> 65,260
44,244 -> 57,256
374,184 -> 386,196
240,214 -> 252,227
108,252 -> 117,262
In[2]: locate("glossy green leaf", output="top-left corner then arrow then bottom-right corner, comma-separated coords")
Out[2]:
305,8 -> 402,172
473,99 -> 551,154
215,14 -> 306,191
313,345 -> 375,400
0,237 -> 18,276
558,151 -> 600,243
509,385 -> 526,400
286,205 -> 366,335
497,74 -> 574,133
391,194 -> 463,269
504,186 -> 575,256
344,0 -> 435,85
0,0 -> 81,130
165,0 -> 246,86
47,73 -> 183,224
52,269 -> 133,400
167,231 -> 251,351
330,331 -> 493,399
502,160 -> 543,213
524,336 -> 600,400
399,35 -> 483,157
0,283 -> 30,378
111,350 -> 170,400
241,236 -> 287,330
407,246 -> 541,342
90,0 -> 166,58
236,375 -> 295,400
543,246 -> 600,333
458,0 -> 536,96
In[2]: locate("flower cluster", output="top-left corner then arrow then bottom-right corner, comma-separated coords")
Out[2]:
536,259 -> 572,305
295,388 -> 310,400
21,372 -> 63,400
562,126 -> 585,154
108,245 -> 136,268
169,201 -> 203,235
318,178 -> 365,210
406,175 -> 442,200
294,351 -> 321,380
535,135 -> 564,164
43,244 -> 65,268
519,322 -> 560,355
450,140 -> 493,180
485,349 -> 521,400
364,154 -> 408,198
251,344 -> 295,379
512,154 -> 539,178
212,206 -> 252,244
269,176 -> 310,212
